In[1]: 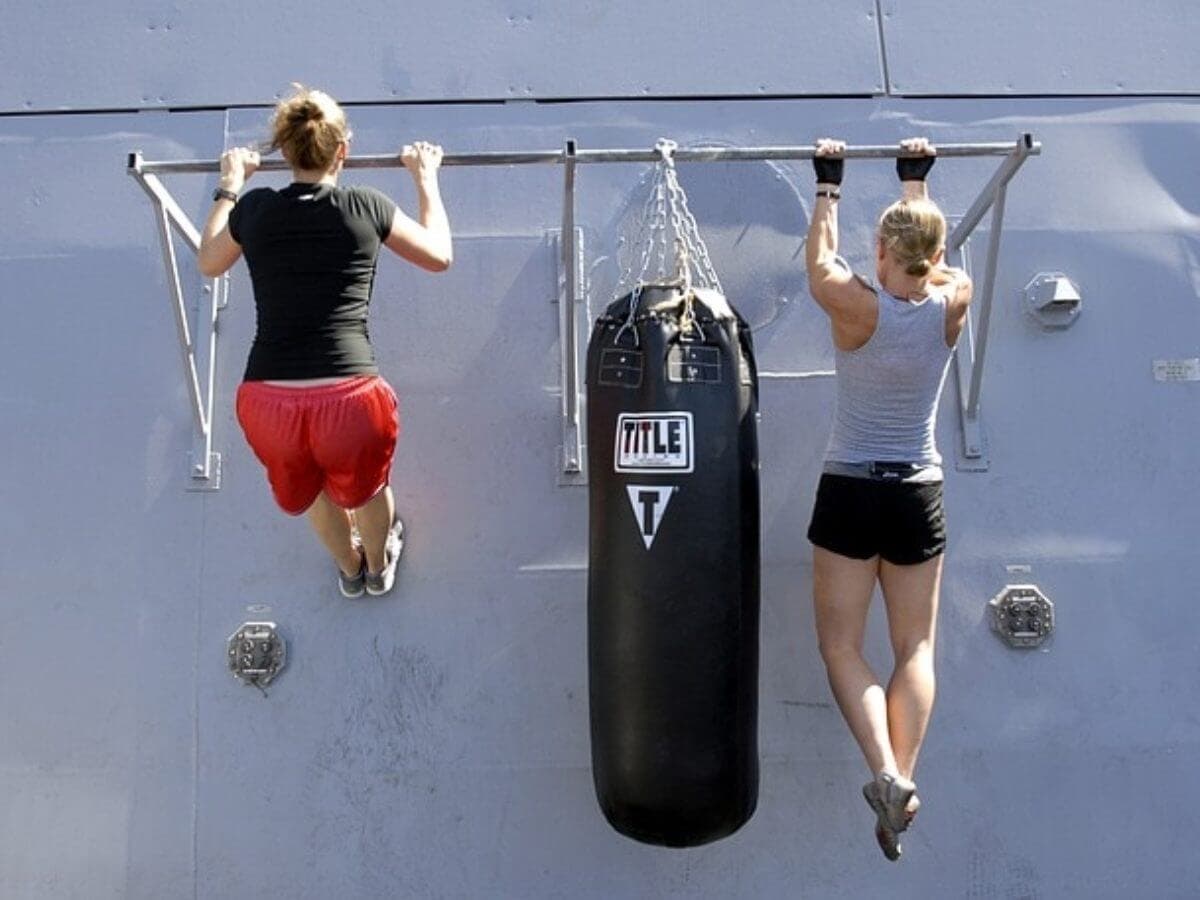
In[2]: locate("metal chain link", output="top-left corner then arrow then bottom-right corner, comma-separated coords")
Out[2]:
615,138 -> 724,299
613,139 -> 725,344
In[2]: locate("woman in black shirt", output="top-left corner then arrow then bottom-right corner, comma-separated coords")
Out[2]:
198,85 -> 452,598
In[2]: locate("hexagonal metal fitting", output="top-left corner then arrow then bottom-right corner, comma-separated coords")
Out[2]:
988,584 -> 1055,649
227,621 -> 286,687
1023,272 -> 1082,330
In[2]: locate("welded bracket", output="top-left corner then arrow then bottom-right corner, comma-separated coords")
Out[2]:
944,133 -> 1036,472
557,139 -> 588,486
128,152 -> 225,491
946,235 -> 989,471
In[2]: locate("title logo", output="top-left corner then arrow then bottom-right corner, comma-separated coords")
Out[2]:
614,412 -> 694,473
626,485 -> 677,549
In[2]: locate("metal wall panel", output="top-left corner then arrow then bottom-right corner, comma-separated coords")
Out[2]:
0,1 -> 884,113
881,0 -> 1200,95
3,93 -> 1200,897
0,110 -> 225,899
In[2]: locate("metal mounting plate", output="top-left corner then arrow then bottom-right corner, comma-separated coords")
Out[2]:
187,451 -> 222,492
227,622 -> 286,687
988,584 -> 1055,649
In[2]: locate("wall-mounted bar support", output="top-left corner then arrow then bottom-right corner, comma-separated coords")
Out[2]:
130,153 -> 223,489
945,133 -> 1035,470
130,137 -> 1039,483
558,140 -> 586,484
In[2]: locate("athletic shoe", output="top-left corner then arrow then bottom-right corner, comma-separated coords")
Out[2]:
365,517 -> 405,597
862,772 -> 919,862
338,548 -> 366,599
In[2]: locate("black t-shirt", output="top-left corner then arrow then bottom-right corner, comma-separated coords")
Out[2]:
229,183 -> 397,380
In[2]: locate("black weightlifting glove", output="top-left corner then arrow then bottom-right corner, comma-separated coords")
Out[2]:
897,153 -> 935,182
813,154 -> 844,186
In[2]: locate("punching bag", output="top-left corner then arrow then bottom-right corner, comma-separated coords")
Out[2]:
586,284 -> 761,847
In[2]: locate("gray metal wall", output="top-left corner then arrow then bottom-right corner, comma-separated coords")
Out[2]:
2,3 -> 1199,899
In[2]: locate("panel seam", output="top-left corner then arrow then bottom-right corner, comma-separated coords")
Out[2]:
874,0 -> 893,96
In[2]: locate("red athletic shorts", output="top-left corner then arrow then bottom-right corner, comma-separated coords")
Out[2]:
235,376 -> 399,515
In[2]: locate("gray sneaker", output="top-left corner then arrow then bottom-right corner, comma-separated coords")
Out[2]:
862,772 -> 919,861
338,548 -> 366,599
365,517 -> 405,597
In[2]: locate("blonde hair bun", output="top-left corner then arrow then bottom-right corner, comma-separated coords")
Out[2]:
269,84 -> 348,172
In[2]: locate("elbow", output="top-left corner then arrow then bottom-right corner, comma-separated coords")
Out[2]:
197,255 -> 221,278
426,244 -> 453,273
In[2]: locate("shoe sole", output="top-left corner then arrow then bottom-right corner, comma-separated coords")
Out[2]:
862,782 -> 905,862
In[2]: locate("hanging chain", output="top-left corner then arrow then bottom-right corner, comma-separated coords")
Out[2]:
615,138 -> 724,299
613,139 -> 725,344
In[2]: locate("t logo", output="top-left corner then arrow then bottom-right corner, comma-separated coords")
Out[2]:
625,485 -> 677,550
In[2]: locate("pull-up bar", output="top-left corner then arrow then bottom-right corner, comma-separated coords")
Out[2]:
130,139 -> 1036,175
128,134 -> 1038,488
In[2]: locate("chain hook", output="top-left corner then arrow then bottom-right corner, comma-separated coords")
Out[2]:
654,137 -> 678,168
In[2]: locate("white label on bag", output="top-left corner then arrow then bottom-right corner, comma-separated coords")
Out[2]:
626,485 -> 677,550
614,412 -> 694,473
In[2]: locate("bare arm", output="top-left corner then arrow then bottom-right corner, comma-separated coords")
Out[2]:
897,137 -> 972,304
898,136 -> 974,340
198,147 -> 258,277
384,141 -> 453,272
806,138 -> 869,318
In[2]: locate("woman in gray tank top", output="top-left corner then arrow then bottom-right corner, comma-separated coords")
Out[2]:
804,137 -> 973,860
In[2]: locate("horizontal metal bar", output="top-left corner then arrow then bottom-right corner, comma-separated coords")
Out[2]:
130,139 -> 1040,175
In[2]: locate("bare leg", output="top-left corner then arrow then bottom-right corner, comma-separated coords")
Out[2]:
812,546 -> 899,777
879,554 -> 943,780
354,485 -> 395,575
306,491 -> 361,577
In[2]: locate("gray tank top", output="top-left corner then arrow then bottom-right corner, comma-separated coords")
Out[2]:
824,284 -> 955,468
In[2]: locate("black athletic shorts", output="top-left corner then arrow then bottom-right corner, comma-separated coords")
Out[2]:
807,472 -> 946,565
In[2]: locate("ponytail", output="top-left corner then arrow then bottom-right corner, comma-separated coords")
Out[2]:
269,84 -> 349,172
877,198 -> 946,279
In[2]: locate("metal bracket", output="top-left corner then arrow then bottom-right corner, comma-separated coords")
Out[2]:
945,133 -> 1037,472
128,152 -> 225,491
557,139 -> 588,486
227,621 -> 287,688
946,234 -> 988,471
988,584 -> 1055,649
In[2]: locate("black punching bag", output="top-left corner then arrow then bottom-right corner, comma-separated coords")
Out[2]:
586,284 -> 760,847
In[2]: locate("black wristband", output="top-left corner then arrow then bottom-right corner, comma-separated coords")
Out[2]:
813,155 -> 844,186
212,187 -> 239,204
896,155 -> 935,182
816,189 -> 841,201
